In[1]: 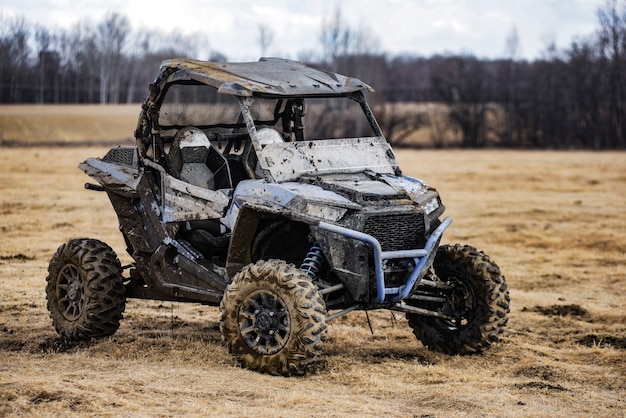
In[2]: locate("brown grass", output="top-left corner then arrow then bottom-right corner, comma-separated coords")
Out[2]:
0,105 -> 138,144
1,107 -> 625,417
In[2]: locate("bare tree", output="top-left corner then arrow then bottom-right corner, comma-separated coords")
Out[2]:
431,55 -> 492,147
376,103 -> 427,146
97,12 -> 130,104
495,26 -> 525,146
35,25 -> 56,103
320,7 -> 379,65
504,26 -> 520,59
1,16 -> 31,102
62,23 -> 99,102
320,7 -> 350,63
568,39 -> 602,148
597,0 -> 626,148
257,24 -> 274,57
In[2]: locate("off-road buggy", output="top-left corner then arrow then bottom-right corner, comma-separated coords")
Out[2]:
46,58 -> 510,376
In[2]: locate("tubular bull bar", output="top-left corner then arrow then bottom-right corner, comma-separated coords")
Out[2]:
318,217 -> 452,303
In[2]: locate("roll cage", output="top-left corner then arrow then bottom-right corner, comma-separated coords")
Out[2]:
134,57 -> 391,184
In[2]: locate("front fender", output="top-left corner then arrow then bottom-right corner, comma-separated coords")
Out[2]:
225,199 -> 314,279
225,203 -> 274,279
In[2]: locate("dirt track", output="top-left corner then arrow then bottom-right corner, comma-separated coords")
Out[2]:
1,143 -> 624,417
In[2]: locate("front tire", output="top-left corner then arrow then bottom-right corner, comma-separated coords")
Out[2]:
407,244 -> 510,354
220,260 -> 327,376
46,238 -> 126,341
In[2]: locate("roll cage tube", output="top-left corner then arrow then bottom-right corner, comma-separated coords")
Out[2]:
349,91 -> 384,138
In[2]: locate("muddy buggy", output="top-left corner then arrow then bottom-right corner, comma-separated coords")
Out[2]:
46,58 -> 510,376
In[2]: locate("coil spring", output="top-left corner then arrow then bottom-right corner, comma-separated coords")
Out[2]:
300,242 -> 324,279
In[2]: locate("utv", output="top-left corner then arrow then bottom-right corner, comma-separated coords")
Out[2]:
46,58 -> 510,376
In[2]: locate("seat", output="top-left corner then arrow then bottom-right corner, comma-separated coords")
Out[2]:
169,127 -> 216,189
256,127 -> 284,145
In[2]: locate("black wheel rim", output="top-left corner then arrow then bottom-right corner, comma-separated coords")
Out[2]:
437,271 -> 477,332
238,290 -> 290,355
56,264 -> 85,321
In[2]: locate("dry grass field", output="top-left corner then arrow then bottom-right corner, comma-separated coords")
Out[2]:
1,106 -> 625,417
0,105 -> 138,145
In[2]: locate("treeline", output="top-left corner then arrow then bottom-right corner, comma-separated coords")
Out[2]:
1,1 -> 625,149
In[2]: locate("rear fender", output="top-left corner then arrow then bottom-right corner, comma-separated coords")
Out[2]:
78,146 -> 141,197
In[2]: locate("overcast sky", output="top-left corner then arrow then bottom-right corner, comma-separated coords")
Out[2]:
2,0 -> 606,61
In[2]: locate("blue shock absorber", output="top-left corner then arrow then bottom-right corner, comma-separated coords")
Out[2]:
300,242 -> 324,279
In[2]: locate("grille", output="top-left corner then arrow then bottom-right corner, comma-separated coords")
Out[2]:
102,146 -> 138,167
363,212 -> 425,251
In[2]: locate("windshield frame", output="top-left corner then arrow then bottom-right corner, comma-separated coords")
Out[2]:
237,92 -> 398,182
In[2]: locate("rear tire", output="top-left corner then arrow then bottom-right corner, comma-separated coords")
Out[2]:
220,260 -> 327,376
407,244 -> 510,354
46,238 -> 125,341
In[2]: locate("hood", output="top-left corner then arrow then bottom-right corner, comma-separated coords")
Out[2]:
303,172 -> 431,203
226,172 -> 437,229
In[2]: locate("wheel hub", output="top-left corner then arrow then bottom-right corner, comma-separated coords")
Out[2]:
239,290 -> 290,355
255,311 -> 275,332
57,264 -> 85,321
441,275 -> 476,329
67,281 -> 81,301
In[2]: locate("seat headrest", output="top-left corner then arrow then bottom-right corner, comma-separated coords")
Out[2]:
176,127 -> 211,149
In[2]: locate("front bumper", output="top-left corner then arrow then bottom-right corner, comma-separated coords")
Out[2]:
318,217 -> 452,303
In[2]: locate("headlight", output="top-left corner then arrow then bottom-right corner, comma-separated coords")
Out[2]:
423,197 -> 439,215
306,202 -> 348,221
